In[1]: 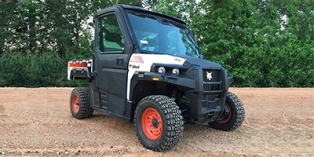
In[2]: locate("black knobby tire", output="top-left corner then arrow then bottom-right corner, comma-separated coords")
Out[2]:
208,92 -> 245,131
134,95 -> 184,151
70,87 -> 94,119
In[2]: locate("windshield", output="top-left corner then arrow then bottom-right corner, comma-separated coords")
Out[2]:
127,11 -> 203,58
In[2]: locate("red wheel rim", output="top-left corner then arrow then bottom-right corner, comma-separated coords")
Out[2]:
141,108 -> 162,140
216,103 -> 231,124
72,94 -> 79,113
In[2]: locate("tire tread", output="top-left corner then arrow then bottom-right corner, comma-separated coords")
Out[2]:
134,95 -> 184,151
70,87 -> 94,119
209,92 -> 245,131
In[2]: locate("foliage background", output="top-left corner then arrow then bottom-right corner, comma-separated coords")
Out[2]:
0,0 -> 313,87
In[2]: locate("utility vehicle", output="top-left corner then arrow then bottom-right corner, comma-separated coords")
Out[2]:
68,4 -> 245,151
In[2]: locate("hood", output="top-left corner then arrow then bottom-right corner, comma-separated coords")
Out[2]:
180,56 -> 222,70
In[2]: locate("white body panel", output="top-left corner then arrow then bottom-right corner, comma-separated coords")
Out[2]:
127,54 -> 186,100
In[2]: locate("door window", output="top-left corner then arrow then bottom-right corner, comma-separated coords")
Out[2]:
98,14 -> 124,53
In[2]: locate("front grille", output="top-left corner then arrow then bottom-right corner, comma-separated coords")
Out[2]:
203,69 -> 220,82
203,69 -> 222,91
203,83 -> 221,91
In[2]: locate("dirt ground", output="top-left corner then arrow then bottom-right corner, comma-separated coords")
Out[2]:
0,88 -> 313,157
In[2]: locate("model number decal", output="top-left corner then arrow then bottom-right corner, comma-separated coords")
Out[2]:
175,58 -> 182,62
129,64 -> 140,69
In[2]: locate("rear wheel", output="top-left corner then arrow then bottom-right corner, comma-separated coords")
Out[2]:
208,92 -> 245,131
134,95 -> 184,151
70,87 -> 94,119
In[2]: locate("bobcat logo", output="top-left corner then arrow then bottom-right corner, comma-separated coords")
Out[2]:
206,71 -> 213,81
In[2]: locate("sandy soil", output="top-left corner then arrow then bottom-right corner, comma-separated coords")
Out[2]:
0,88 -> 313,157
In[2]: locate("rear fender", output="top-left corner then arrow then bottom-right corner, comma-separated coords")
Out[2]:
67,59 -> 92,80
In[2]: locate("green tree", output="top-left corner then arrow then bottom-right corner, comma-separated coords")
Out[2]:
197,0 -> 257,86
0,1 -> 18,53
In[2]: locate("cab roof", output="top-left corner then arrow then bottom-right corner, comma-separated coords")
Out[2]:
94,4 -> 186,25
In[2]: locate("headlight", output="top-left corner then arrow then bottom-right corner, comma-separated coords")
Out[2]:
158,67 -> 165,74
172,68 -> 179,75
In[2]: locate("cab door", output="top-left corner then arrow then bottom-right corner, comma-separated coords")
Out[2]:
93,10 -> 133,118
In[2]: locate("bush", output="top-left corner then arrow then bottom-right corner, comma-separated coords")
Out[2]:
0,50 -> 87,87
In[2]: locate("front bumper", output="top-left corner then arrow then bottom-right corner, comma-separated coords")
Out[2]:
185,67 -> 231,124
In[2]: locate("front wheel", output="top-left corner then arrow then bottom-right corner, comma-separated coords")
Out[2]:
208,92 -> 245,131
134,95 -> 184,151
